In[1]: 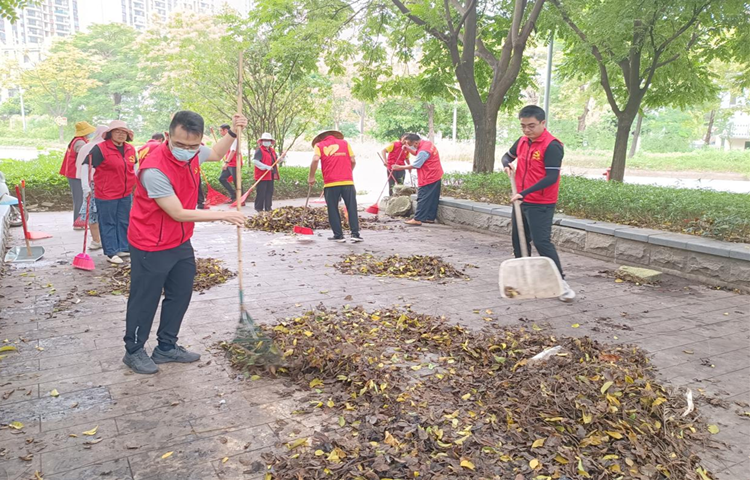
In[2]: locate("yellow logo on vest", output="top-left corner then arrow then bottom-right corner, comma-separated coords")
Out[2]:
323,144 -> 340,157
532,150 -> 542,161
128,154 -> 137,163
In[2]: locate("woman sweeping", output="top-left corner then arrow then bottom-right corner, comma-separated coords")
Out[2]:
252,132 -> 282,212
80,120 -> 137,264
75,125 -> 107,251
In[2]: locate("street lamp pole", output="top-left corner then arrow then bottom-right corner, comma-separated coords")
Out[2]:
543,31 -> 554,125
19,88 -> 26,132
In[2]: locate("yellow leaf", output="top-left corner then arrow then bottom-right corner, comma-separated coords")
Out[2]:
460,459 -> 475,470
614,278 -> 624,283
532,438 -> 545,448
529,458 -> 540,469
68,434 -> 77,438
582,412 -> 592,424
696,466 -> 712,480
82,426 -> 98,436
161,451 -> 174,459
652,397 -> 667,407
600,381 -> 614,394
606,431 -> 623,439
554,454 -> 569,465
461,393 -> 471,400
50,389 -> 59,397
707,424 -> 720,434
287,437 -> 308,449
326,399 -> 334,408
571,323 -> 580,328
309,378 -> 323,388
221,457 -> 228,463
9,421 -> 24,430
35,471 -> 43,480
532,324 -> 542,331
0,345 -> 17,352
314,449 -> 324,456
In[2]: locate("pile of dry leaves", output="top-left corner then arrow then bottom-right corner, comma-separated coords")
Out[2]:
86,258 -> 235,296
244,206 -> 388,233
223,306 -> 715,480
334,253 -> 468,281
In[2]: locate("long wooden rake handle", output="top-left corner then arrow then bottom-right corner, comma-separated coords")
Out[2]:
510,170 -> 529,258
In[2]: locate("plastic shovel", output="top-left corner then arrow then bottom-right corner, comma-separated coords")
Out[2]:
498,171 -> 564,300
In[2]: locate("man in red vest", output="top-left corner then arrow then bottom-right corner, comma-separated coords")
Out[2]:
217,123 -> 239,201
392,133 -> 443,226
122,111 -> 247,375
61,121 -> 96,229
137,133 -> 165,161
308,129 -> 362,243
380,134 -> 409,195
502,105 -> 575,302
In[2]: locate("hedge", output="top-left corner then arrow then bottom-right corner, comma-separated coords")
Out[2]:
0,152 -> 321,207
443,172 -> 750,243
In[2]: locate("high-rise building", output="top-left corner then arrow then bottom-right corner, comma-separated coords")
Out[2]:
1,0 -> 81,63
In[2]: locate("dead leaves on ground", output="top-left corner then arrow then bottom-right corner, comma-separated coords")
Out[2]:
334,253 -> 468,282
86,258 -> 235,297
244,206 -> 389,233
221,305 -> 715,479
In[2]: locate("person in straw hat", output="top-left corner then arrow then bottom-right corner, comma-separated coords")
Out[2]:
252,132 -> 284,212
60,121 -> 96,229
308,129 -> 363,243
80,120 -> 137,264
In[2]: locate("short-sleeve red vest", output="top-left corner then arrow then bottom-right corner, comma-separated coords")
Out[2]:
254,146 -> 280,181
93,139 -> 137,200
515,129 -> 561,204
415,140 -> 443,186
128,143 -> 200,252
60,136 -> 87,179
316,136 -> 354,187
387,141 -> 409,169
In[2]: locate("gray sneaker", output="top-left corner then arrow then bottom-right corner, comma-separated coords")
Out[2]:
123,349 -> 159,374
151,345 -> 201,364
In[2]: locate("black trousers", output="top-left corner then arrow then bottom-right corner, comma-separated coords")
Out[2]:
219,167 -> 238,200
414,179 -> 441,221
388,169 -> 405,196
123,241 -> 196,354
324,184 -> 359,237
511,202 -> 564,277
254,180 -> 274,211
197,182 -> 205,208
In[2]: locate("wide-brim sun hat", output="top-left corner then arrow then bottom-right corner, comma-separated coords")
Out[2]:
103,120 -> 134,142
311,129 -> 344,148
74,121 -> 96,138
258,132 -> 275,144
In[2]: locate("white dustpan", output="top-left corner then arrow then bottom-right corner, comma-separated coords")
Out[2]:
499,171 -> 564,299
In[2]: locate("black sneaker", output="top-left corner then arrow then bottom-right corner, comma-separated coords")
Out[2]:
350,234 -> 364,243
328,236 -> 346,243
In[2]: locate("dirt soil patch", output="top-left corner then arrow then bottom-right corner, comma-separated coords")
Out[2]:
222,305 -> 717,480
244,206 -> 391,233
85,257 -> 235,296
334,253 -> 468,282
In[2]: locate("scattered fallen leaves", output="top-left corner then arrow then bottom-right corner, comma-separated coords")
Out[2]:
87,258 -> 235,296
244,206 -> 389,233
221,305 -> 714,479
82,426 -> 98,436
333,253 -> 468,281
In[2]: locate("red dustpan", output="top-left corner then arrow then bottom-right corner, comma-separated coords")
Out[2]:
21,180 -> 52,240
293,185 -> 314,235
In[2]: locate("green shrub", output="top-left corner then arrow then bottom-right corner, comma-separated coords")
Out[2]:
443,172 -> 750,243
0,152 -> 321,206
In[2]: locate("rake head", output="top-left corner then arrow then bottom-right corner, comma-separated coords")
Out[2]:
365,204 -> 379,215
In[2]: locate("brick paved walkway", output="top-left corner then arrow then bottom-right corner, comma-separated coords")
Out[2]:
1,200 -> 748,479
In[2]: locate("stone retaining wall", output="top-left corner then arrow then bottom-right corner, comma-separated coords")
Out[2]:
410,195 -> 750,291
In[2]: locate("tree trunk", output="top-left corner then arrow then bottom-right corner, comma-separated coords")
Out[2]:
610,113 -> 637,182
58,125 -> 65,143
704,109 -> 715,145
473,113 -> 498,173
628,111 -> 643,158
113,92 -> 122,119
577,98 -> 590,132
427,103 -> 435,143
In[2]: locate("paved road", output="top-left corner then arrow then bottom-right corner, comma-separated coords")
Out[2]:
0,201 -> 748,479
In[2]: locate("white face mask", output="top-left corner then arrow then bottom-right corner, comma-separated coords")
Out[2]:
262,141 -> 272,147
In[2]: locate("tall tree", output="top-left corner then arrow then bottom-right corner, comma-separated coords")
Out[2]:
20,43 -> 100,141
550,0 -> 749,181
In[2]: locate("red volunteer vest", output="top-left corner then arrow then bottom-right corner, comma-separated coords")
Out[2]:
515,129 -> 561,204
128,143 -> 200,252
93,140 -> 137,200
254,146 -> 280,181
225,140 -> 239,167
316,136 -> 354,187
137,140 -> 161,162
387,141 -> 408,169
415,140 -> 443,186
60,136 -> 87,178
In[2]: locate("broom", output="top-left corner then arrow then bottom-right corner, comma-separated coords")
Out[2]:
365,153 -> 400,215
72,164 -> 95,271
229,49 -> 281,367
200,168 -> 230,206
293,184 -> 314,235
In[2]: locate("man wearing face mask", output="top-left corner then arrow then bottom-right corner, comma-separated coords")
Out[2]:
392,133 -> 443,226
121,110 -> 248,375
252,132 -> 283,212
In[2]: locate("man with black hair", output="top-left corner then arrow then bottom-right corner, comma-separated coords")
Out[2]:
393,133 -> 443,226
122,110 -> 248,375
217,123 -> 239,201
502,105 -> 575,302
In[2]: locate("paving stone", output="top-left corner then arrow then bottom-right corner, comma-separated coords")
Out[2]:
616,266 -> 663,283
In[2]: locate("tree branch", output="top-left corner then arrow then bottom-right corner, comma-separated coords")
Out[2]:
391,0 -> 449,43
